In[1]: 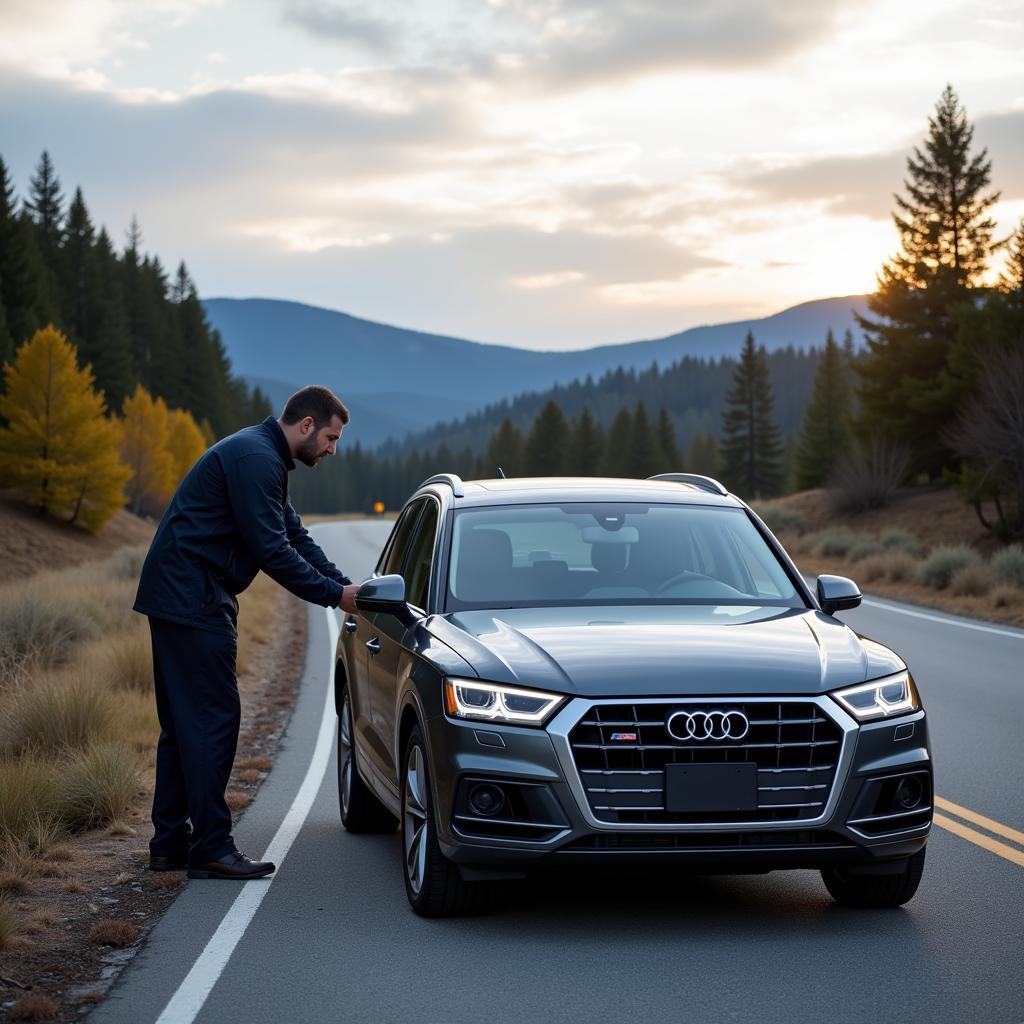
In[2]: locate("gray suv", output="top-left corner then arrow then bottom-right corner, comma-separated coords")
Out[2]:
334,473 -> 932,916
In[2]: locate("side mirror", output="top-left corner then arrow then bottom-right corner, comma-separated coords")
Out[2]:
356,574 -> 414,623
817,574 -> 862,616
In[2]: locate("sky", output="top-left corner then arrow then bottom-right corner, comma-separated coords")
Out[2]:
1,0 -> 1022,350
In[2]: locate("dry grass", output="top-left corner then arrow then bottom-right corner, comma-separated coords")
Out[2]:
0,590 -> 100,684
224,789 -> 251,811
0,755 -> 59,840
86,626 -> 154,694
0,893 -> 15,947
73,991 -> 104,1007
950,564 -> 993,597
234,768 -> 262,784
236,755 -> 273,772
992,585 -> 1020,608
147,871 -> 184,891
8,991 -> 59,1021
108,820 -> 137,837
62,878 -> 87,894
87,917 -> 139,947
0,870 -> 32,895
59,742 -> 141,831
113,872 -> 133,885
236,571 -> 278,675
1,673 -> 116,755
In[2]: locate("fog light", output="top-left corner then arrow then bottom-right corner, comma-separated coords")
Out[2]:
469,783 -> 505,817
894,776 -> 923,810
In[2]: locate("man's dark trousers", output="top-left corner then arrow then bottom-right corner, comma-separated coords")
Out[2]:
148,617 -> 240,865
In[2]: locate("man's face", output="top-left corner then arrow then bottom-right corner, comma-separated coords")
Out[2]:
296,415 -> 344,468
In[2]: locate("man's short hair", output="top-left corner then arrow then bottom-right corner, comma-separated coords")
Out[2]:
281,385 -> 350,427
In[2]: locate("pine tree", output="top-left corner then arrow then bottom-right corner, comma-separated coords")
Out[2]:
686,431 -> 720,478
0,157 -> 46,364
720,332 -> 783,498
524,400 -> 569,475
485,418 -> 526,477
795,330 -> 852,489
25,151 -> 66,262
602,406 -> 634,477
855,85 -> 1001,476
655,407 -> 680,469
166,407 -> 207,485
627,400 -> 661,478
89,228 -> 134,408
0,326 -> 130,531
120,384 -> 174,515
569,406 -> 605,475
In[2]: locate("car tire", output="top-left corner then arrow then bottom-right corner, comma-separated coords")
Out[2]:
401,725 -> 493,917
337,684 -> 397,834
821,847 -> 926,908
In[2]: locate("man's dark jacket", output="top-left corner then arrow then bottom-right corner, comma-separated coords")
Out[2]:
134,417 -> 349,635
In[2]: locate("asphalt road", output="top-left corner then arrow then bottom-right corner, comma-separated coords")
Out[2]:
91,520 -> 1024,1024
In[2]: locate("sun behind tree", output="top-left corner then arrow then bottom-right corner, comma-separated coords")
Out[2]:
0,325 -> 130,532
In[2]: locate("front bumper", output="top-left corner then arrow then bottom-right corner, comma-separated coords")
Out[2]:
424,697 -> 931,872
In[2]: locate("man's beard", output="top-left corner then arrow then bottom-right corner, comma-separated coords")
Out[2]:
297,435 -> 325,467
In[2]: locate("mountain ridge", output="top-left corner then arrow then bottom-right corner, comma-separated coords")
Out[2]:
204,294 -> 869,447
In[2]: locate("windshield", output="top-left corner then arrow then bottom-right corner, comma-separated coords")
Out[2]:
446,502 -> 805,611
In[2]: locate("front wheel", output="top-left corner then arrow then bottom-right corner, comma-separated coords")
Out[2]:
401,726 -> 492,917
821,847 -> 926,908
337,684 -> 397,834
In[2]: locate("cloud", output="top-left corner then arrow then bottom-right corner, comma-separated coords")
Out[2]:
281,2 -> 400,53
477,0 -> 856,88
733,107 -> 1024,219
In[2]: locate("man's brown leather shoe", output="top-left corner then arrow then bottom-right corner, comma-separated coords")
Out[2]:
149,854 -> 187,872
187,850 -> 275,880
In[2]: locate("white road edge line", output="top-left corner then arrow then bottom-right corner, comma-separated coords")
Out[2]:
858,595 -> 1024,639
802,575 -> 1024,641
154,607 -> 338,1024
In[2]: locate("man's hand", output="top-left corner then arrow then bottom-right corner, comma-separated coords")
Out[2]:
339,583 -> 361,615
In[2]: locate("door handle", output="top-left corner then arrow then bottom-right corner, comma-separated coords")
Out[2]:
345,619 -> 358,632
366,636 -> 381,654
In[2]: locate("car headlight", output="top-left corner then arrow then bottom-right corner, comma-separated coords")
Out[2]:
831,671 -> 920,722
443,678 -> 565,727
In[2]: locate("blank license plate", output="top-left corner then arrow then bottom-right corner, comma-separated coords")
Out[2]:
664,763 -> 758,813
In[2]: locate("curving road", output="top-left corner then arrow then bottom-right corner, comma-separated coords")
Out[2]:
90,520 -> 1024,1024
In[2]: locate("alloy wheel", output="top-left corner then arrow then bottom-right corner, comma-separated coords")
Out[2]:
339,692 -> 353,819
403,745 -> 428,895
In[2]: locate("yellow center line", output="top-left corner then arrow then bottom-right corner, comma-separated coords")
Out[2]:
933,813 -> 1024,869
934,795 -> 1024,847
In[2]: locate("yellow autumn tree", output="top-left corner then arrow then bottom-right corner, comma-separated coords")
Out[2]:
0,325 -> 131,532
120,384 -> 174,516
167,407 -> 207,485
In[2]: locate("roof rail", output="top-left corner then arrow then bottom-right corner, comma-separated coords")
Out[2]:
417,473 -> 465,498
647,473 -> 729,496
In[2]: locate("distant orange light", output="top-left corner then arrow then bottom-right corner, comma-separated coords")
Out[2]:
373,501 -> 385,514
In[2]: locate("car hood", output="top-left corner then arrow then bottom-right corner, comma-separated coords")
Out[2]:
427,605 -> 904,697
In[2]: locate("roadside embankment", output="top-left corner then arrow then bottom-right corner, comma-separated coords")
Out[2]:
756,487 -> 1024,627
0,542 -> 306,1021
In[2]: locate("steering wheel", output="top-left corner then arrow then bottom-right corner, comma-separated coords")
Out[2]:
654,570 -> 718,595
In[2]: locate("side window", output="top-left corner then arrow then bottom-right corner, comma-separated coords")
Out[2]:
381,500 -> 424,577
404,501 -> 440,611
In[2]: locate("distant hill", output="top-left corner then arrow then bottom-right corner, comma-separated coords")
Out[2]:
205,295 -> 868,446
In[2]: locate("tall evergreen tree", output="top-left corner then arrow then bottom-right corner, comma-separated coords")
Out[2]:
524,400 -> 569,475
627,400 -> 661,478
655,407 -> 680,469
855,85 -> 1001,476
485,418 -> 526,477
25,151 -> 66,262
89,227 -> 134,408
569,406 -> 605,475
0,157 -> 46,364
795,330 -> 853,489
602,406 -> 634,477
686,431 -> 720,479
720,331 -> 783,498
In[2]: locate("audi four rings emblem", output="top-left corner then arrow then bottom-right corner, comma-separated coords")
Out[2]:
666,709 -> 750,742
